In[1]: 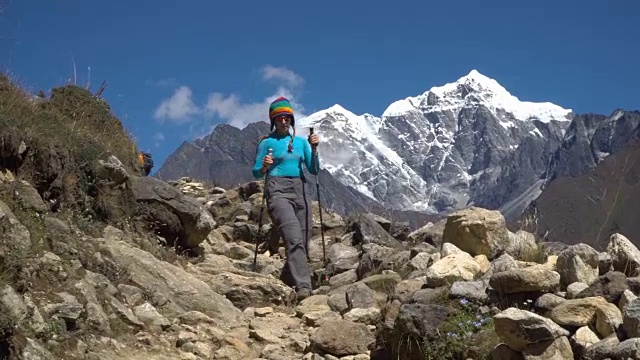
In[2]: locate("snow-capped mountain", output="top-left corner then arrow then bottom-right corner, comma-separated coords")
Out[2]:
296,105 -> 432,210
296,69 -> 574,214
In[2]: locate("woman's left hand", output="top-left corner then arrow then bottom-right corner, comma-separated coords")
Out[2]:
308,134 -> 319,146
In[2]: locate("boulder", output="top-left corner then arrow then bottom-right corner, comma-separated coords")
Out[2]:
128,176 -> 216,249
441,207 -> 510,259
310,320 -> 375,357
556,243 -> 599,287
493,308 -> 570,351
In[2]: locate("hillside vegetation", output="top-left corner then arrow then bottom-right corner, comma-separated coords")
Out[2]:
0,74 -> 142,224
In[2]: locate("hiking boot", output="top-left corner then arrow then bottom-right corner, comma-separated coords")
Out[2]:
296,289 -> 312,301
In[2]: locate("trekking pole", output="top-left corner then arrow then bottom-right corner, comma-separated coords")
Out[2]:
252,148 -> 273,272
309,128 -> 327,266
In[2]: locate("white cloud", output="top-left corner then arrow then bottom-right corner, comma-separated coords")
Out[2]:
204,86 -> 305,129
152,65 -> 307,131
153,86 -> 200,123
260,65 -> 304,88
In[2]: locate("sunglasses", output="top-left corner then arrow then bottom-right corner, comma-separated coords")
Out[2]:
273,115 -> 292,122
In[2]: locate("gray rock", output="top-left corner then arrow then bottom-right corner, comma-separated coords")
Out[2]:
521,336 -> 573,359
534,293 -> 566,316
42,293 -> 84,327
409,287 -> 448,305
326,243 -> 360,275
489,265 -> 560,294
566,282 -> 589,299
574,271 -> 629,304
490,343 -> 524,359
22,338 -> 56,360
449,280 -> 488,302
96,155 -> 130,186
310,320 -> 375,357
570,326 -> 600,359
199,268 -> 292,310
355,245 -> 397,279
556,243 -> 599,287
623,298 -> 640,338
582,334 -> 620,360
491,253 -> 518,273
349,214 -> 402,249
7,179 -> 48,213
493,307 -> 570,351
117,284 -> 144,306
0,285 -> 27,321
97,236 -> 242,324
110,296 -> 144,327
133,302 -> 171,332
328,269 -> 357,287
505,230 -> 539,261
128,175 -> 216,249
0,199 -> 31,258
393,304 -> 450,342
607,233 -> 640,276
598,252 -> 612,275
442,207 -> 510,259
85,302 -> 111,335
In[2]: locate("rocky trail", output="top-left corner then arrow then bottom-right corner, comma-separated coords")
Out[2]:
3,166 -> 640,360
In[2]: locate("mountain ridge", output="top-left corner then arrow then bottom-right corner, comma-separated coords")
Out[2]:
156,70 -> 638,233
293,69 -> 575,215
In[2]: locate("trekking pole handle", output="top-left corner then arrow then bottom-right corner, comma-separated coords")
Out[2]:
263,148 -> 274,175
309,127 -> 318,151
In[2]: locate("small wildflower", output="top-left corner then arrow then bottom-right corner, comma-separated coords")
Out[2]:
459,298 -> 469,306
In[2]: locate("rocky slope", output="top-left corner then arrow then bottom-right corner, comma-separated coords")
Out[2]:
5,70 -> 640,360
523,137 -> 640,249
544,110 -> 640,182
503,109 -> 640,246
4,163 -> 640,359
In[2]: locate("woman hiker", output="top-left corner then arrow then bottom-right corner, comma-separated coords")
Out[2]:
252,96 -> 320,300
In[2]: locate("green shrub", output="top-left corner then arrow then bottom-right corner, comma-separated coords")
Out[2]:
423,297 -> 499,360
0,73 -> 141,224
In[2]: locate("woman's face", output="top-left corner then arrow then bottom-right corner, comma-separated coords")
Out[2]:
273,114 -> 292,133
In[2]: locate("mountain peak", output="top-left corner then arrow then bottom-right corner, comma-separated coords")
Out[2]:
299,103 -> 360,128
382,70 -> 572,123
429,69 -> 509,98
463,69 -> 493,83
326,104 -> 350,114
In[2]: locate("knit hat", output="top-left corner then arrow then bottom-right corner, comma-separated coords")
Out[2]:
268,96 -> 296,152
269,96 -> 295,129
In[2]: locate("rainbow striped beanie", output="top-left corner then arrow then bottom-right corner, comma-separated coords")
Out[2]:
269,96 -> 295,124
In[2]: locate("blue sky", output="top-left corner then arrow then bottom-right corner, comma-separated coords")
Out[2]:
1,0 -> 639,169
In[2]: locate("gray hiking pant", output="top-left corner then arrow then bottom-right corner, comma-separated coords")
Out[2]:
266,176 -> 312,292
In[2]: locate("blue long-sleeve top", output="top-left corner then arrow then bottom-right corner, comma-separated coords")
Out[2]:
252,132 -> 319,179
